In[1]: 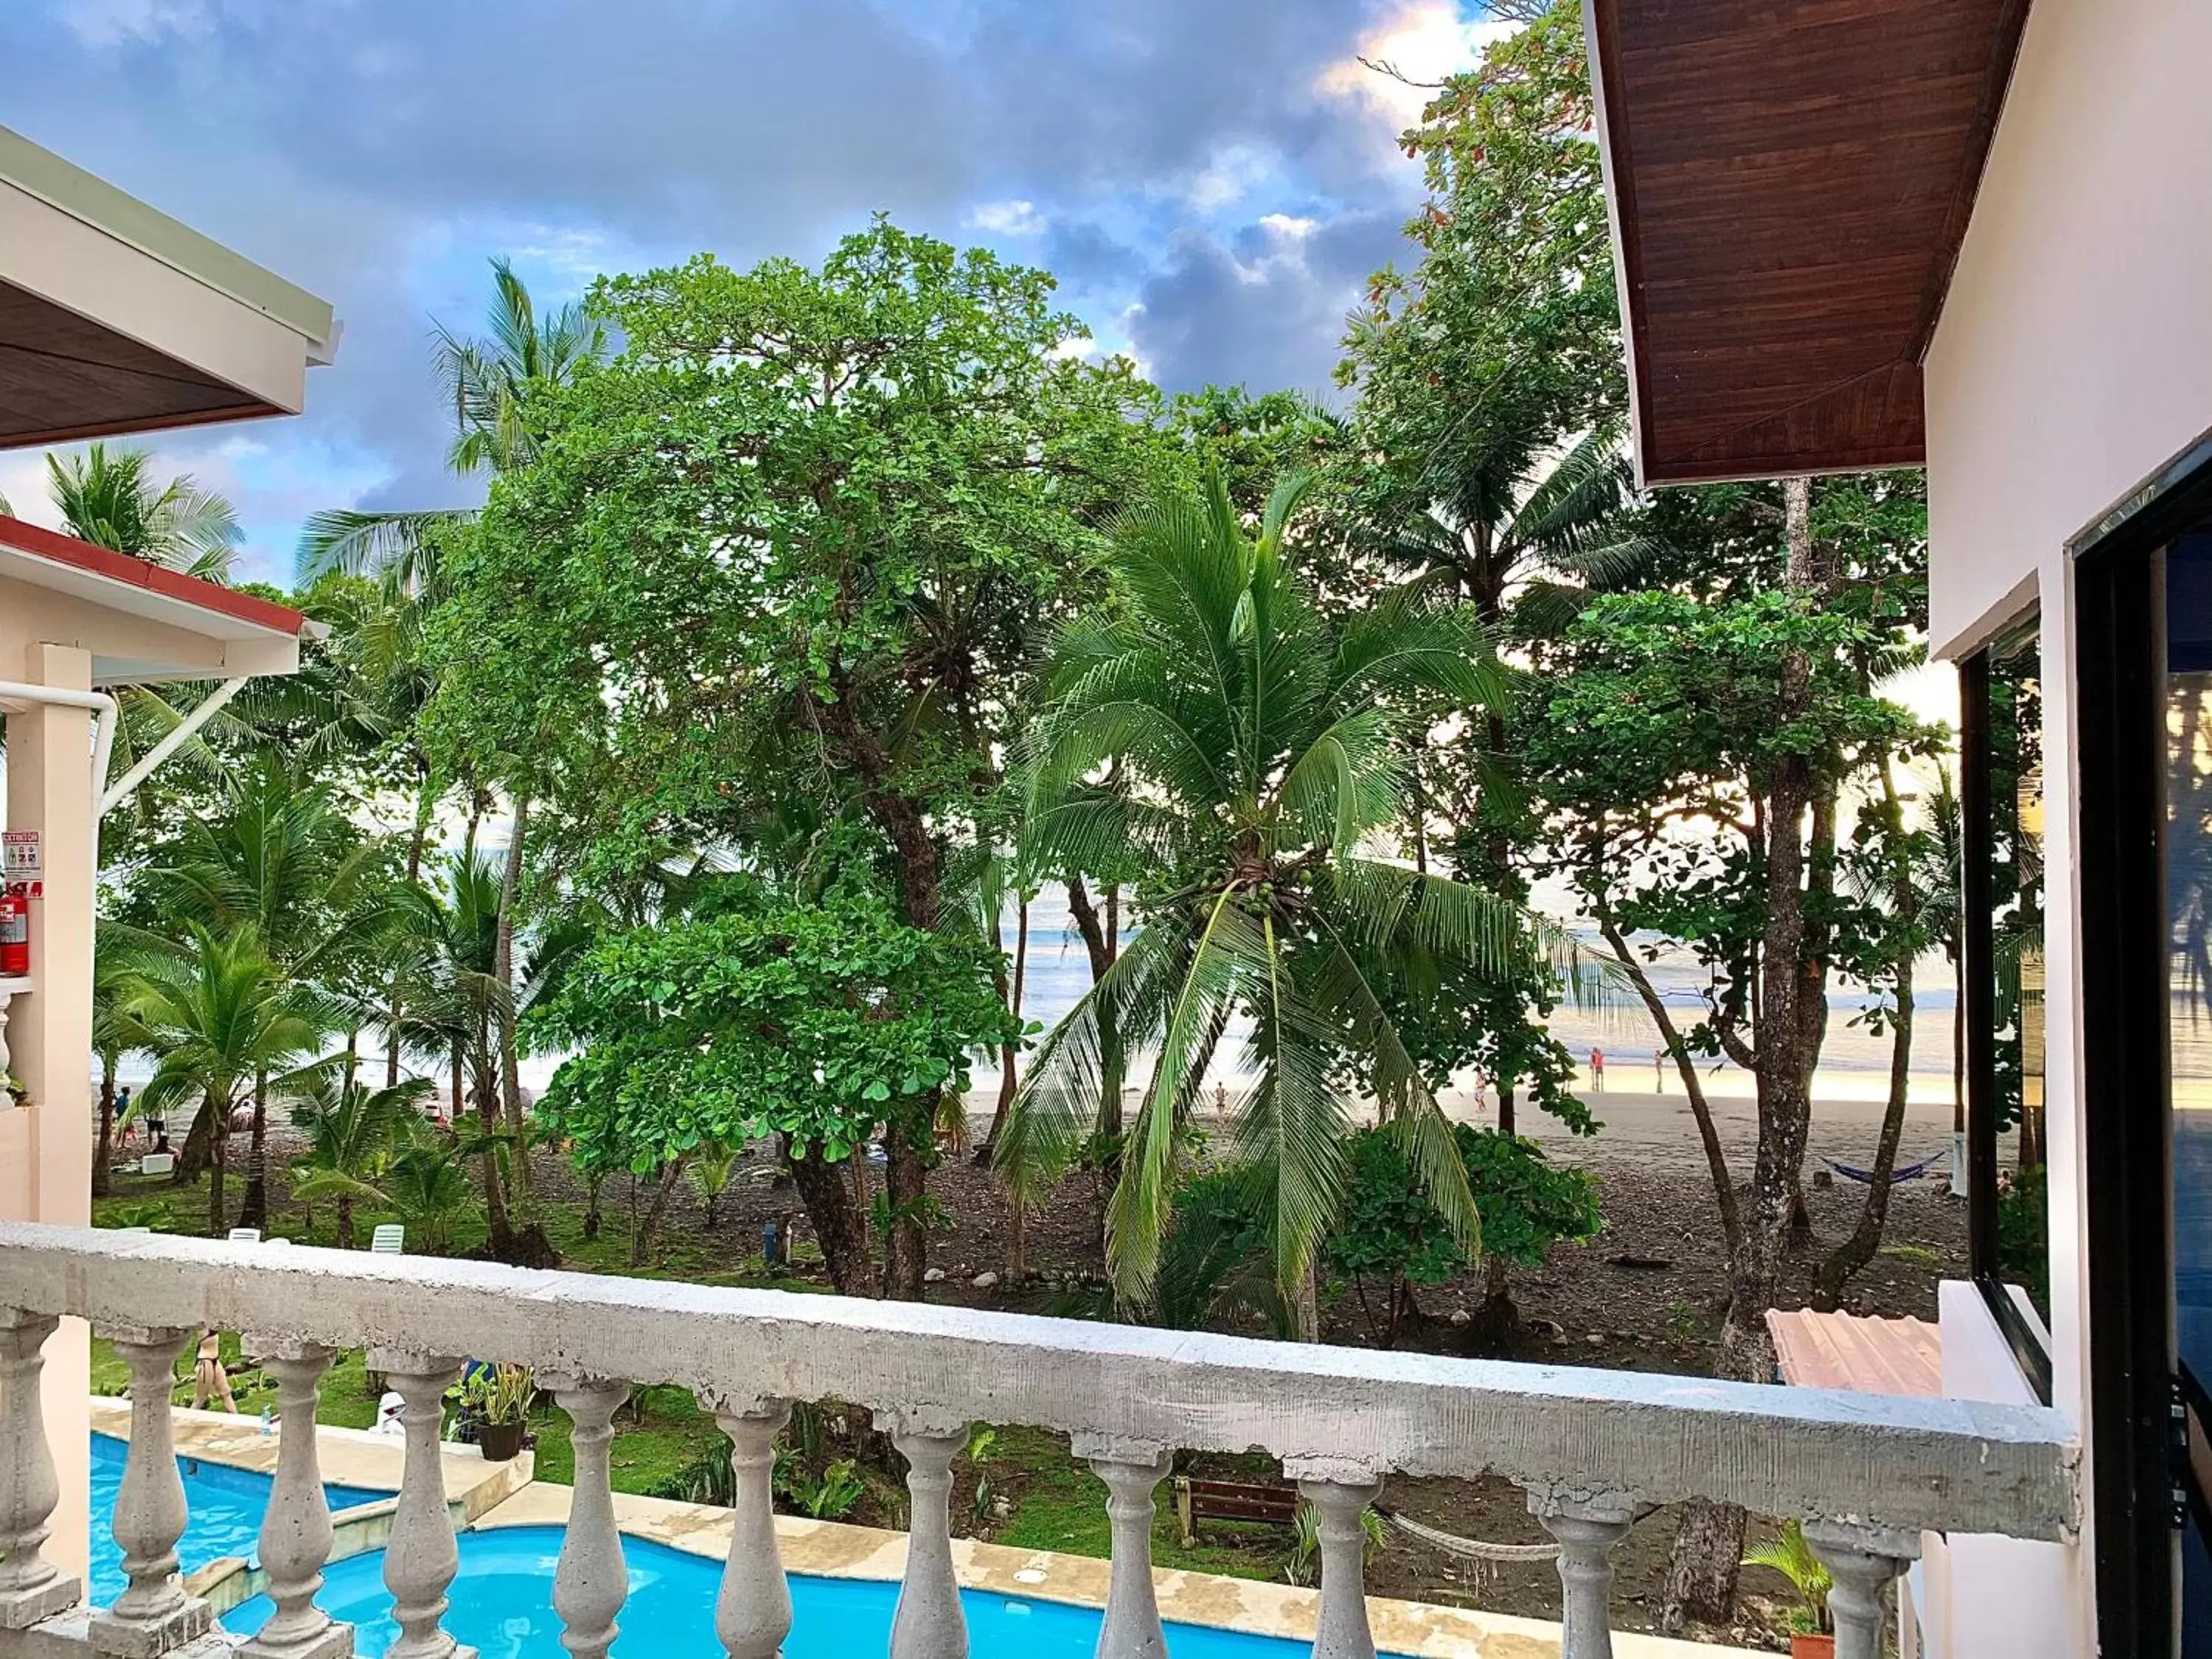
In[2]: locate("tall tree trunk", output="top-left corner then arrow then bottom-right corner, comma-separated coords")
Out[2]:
237,1067 -> 270,1231
93,1063 -> 116,1200
983,897 -> 1030,1157
474,1044 -> 515,1259
495,795 -> 535,1215
1818,955 -> 1915,1307
1067,875 -> 1124,1245
336,1193 -> 356,1252
814,693 -> 944,1298
785,1138 -> 873,1295
206,1096 -> 229,1236
1665,476 -> 1823,1630
630,1156 -> 687,1269
883,1133 -> 931,1301
177,1096 -> 220,1183
389,759 -> 434,1088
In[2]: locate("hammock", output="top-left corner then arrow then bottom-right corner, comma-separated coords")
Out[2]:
1374,1505 -> 1559,1564
1823,1151 -> 1945,1186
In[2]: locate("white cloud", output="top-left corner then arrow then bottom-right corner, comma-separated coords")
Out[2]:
1178,144 -> 1273,213
1318,1 -> 1520,130
0,454 -> 62,531
967,199 -> 1046,237
1259,212 -> 1319,240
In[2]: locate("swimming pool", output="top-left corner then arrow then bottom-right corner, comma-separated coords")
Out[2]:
89,1432 -> 392,1603
225,1526 -> 1405,1659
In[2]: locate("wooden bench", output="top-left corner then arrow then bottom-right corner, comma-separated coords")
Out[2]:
1173,1475 -> 1300,1546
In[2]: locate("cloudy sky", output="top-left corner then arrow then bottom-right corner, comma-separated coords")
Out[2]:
0,0 -> 1513,585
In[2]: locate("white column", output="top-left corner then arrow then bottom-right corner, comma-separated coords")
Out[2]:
1074,1438 -> 1171,1659
1296,1477 -> 1382,1659
89,1326 -> 210,1658
5,643 -> 99,1586
1530,1493 -> 1633,1659
712,1401 -> 791,1659
0,1308 -> 77,1628
546,1374 -> 629,1659
1804,1521 -> 1919,1659
888,1422 -> 967,1659
371,1352 -> 473,1659
240,1342 -> 349,1659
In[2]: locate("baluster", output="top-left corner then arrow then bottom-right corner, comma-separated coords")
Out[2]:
241,1342 -> 349,1659
889,1420 -> 967,1659
0,1309 -> 80,1629
1076,1438 -> 1171,1659
1295,1476 -> 1382,1659
1529,1492 -> 1633,1659
712,1399 -> 791,1659
370,1351 -> 471,1659
1802,1521 -> 1917,1659
91,1326 -> 209,1656
545,1374 -> 630,1659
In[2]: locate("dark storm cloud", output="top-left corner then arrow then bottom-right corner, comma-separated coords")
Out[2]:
0,0 -> 1439,540
1126,209 -> 1413,400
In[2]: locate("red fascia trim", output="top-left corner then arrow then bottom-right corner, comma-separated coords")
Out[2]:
0,514 -> 308,636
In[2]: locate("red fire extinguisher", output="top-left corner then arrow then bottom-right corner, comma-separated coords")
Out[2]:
0,884 -> 28,978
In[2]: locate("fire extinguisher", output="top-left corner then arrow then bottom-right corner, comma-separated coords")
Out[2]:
0,884 -> 27,978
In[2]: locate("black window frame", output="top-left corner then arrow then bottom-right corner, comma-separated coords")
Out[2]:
2072,427 -> 2212,1659
1961,644 -> 2054,1405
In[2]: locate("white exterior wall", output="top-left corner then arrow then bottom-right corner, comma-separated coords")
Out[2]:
1924,0 -> 2212,1651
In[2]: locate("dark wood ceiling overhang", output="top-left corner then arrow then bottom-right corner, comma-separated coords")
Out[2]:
0,279 -> 282,449
1584,0 -> 2031,485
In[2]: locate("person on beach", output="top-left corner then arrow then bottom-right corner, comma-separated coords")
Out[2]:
1590,1046 -> 1606,1092
192,1327 -> 238,1413
1653,1051 -> 1664,1093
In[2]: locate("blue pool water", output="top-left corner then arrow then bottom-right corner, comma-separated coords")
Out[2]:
226,1526 -> 1400,1659
89,1432 -> 392,1603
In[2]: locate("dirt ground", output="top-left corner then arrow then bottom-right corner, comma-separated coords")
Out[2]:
125,1086 -> 1966,1651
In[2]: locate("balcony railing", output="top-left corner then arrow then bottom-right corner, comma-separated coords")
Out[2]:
0,1224 -> 2077,1659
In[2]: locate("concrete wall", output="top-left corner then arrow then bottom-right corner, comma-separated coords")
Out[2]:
1,643 -> 97,1584
1922,0 -> 2212,1649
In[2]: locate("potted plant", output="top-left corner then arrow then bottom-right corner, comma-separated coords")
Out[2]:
1744,1520 -> 1834,1658
459,1363 -> 533,1462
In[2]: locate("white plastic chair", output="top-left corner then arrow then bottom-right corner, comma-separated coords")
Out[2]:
370,1224 -> 405,1255
226,1227 -> 262,1245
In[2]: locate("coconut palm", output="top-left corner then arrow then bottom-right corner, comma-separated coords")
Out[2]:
0,444 -> 243,581
1376,417 -> 1655,631
291,1074 -> 436,1247
297,257 -> 606,589
120,925 -> 336,1236
152,753 -> 408,1225
1001,470 -> 1595,1332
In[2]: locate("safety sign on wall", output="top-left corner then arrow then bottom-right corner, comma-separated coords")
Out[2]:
1,832 -> 38,880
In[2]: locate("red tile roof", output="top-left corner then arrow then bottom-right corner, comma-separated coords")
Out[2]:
0,513 -> 309,636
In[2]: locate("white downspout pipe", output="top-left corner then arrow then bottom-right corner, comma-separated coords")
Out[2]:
0,680 -> 118,822
94,676 -> 248,818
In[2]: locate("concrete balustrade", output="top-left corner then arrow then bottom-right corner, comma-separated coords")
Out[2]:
0,1224 -> 2081,1659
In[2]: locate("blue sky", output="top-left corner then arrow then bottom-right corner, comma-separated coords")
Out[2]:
0,0 -> 1512,587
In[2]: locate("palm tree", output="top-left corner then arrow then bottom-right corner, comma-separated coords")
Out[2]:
1001,470 -> 1592,1334
151,753 -> 406,1226
291,1074 -> 434,1247
299,259 -> 608,1197
121,925 -> 335,1236
297,257 -> 606,588
0,444 -> 243,580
